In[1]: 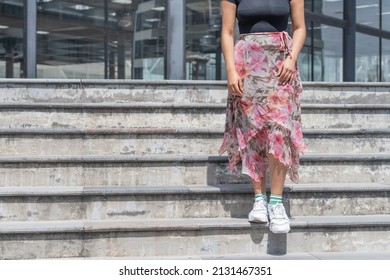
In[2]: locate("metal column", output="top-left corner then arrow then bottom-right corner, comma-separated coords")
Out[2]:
23,0 -> 37,78
167,0 -> 185,80
104,0 -> 109,79
343,0 -> 356,81
117,33 -> 126,79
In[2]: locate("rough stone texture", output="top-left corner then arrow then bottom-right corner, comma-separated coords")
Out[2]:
0,192 -> 252,221
0,162 -> 208,187
0,80 -> 390,259
301,108 -> 390,129
1,216 -> 390,259
81,229 -> 268,258
1,185 -> 390,222
0,130 -> 389,156
0,80 -> 228,104
302,85 -> 390,104
304,133 -> 390,154
217,160 -> 390,185
286,228 -> 390,253
0,108 -> 226,129
0,233 -> 84,259
1,80 -> 390,104
0,105 -> 389,130
0,156 -> 389,186
286,191 -> 390,216
0,230 -> 267,259
0,133 -> 223,157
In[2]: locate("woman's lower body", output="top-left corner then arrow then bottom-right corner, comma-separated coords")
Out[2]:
219,31 -> 306,233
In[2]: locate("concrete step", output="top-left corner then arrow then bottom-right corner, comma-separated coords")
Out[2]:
0,103 -> 224,130
1,215 -> 390,259
0,103 -> 389,130
0,128 -> 223,157
208,251 -> 390,260
303,128 -> 390,154
0,183 -> 388,222
72,251 -> 390,260
0,128 -> 389,156
1,79 -> 389,105
0,154 -> 389,186
0,80 -> 229,104
285,183 -> 390,217
302,104 -> 390,129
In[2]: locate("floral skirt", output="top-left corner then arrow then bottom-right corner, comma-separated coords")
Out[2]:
218,31 -> 306,183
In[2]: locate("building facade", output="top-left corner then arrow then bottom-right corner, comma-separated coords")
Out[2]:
0,0 -> 389,82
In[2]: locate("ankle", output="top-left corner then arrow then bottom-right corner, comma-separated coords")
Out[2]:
269,194 -> 282,206
254,193 -> 267,202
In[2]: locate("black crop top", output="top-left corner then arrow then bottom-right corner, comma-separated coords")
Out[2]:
226,0 -> 291,34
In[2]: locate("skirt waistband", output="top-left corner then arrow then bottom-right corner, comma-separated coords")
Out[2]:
237,31 -> 293,56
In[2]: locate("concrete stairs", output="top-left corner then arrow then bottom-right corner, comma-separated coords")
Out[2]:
0,79 -> 390,259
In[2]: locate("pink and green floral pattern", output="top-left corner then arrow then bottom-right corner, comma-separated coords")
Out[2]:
219,31 -> 306,183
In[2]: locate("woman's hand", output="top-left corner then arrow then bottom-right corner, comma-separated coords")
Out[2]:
277,57 -> 296,85
227,70 -> 243,97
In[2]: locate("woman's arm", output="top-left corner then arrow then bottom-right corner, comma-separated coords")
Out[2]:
221,0 -> 243,96
277,0 -> 306,85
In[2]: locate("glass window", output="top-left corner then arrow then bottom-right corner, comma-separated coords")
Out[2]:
293,1 -> 344,82
0,0 -> 24,78
36,0 -> 166,80
382,39 -> 390,82
186,0 -> 222,80
297,42 -> 311,82
313,24 -> 343,82
291,18 -> 311,81
383,0 -> 390,31
304,0 -> 313,11
356,32 -> 380,82
356,0 -> 380,28
133,0 -> 166,80
315,0 -> 343,19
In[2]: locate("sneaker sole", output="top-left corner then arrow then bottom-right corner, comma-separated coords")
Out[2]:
248,215 -> 269,223
269,223 -> 290,234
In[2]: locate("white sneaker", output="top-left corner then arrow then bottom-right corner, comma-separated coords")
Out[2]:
248,197 -> 268,223
268,203 -> 290,233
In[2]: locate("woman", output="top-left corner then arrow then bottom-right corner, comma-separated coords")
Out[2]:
218,0 -> 306,234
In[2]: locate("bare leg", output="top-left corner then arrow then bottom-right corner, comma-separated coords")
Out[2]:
248,172 -> 268,223
251,175 -> 266,195
267,153 -> 290,233
268,154 -> 287,195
